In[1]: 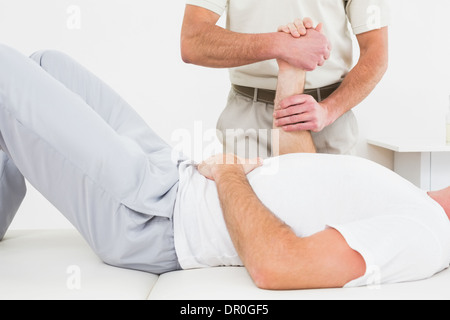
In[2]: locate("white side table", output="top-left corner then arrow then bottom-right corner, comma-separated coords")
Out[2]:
368,138 -> 450,191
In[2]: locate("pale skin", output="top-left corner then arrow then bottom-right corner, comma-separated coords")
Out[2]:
273,26 -> 389,133
196,21 -> 450,291
181,5 -> 331,72
272,20 -> 319,156
198,153 -> 366,290
199,154 -> 450,290
181,5 -> 388,134
197,22 -> 367,290
272,61 -> 317,155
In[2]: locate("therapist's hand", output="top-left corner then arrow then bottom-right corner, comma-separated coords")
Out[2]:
273,95 -> 332,133
277,18 -> 314,71
197,154 -> 263,181
277,17 -> 318,38
277,19 -> 329,71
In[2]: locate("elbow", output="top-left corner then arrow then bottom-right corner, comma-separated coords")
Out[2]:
374,55 -> 389,85
180,36 -> 197,65
375,49 -> 389,80
247,263 -> 274,290
180,41 -> 193,64
248,262 -> 287,291
246,253 -> 293,290
246,234 -> 300,290
382,56 -> 389,76
378,52 -> 389,78
246,235 -> 304,290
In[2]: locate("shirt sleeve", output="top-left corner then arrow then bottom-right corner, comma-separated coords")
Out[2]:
186,0 -> 228,16
345,0 -> 390,35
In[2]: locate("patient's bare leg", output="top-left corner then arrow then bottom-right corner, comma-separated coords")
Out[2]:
272,63 -> 316,156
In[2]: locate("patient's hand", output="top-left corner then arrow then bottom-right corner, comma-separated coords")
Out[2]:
197,154 -> 263,181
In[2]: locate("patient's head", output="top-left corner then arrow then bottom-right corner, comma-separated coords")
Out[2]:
428,187 -> 450,221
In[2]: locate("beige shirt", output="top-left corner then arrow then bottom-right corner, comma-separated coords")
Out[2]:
186,0 -> 390,90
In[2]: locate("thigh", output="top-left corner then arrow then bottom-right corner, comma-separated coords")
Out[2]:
0,44 -> 179,233
29,50 -> 172,157
28,51 -> 182,216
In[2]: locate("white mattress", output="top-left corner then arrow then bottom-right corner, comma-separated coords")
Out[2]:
1,229 -> 450,300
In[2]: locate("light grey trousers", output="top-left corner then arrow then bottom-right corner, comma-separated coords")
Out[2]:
0,44 -> 183,274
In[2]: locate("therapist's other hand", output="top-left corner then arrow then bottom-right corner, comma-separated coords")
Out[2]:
273,95 -> 332,133
197,154 -> 263,181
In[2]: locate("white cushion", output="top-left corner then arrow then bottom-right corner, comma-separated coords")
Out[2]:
150,267 -> 450,300
0,230 -> 158,300
2,229 -> 450,300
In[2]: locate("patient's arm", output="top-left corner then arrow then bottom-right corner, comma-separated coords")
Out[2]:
272,58 -> 317,156
203,157 -> 365,290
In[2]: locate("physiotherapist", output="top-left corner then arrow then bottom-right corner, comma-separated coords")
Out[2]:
181,0 -> 389,157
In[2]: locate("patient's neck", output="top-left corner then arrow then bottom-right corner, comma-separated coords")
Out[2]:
428,187 -> 450,221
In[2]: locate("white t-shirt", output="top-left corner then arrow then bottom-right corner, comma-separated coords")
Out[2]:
173,154 -> 450,287
186,0 -> 390,90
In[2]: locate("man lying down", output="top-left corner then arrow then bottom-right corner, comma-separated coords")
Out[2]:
0,42 -> 449,291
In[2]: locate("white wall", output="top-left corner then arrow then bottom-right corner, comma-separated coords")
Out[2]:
354,0 -> 450,163
0,0 -> 449,230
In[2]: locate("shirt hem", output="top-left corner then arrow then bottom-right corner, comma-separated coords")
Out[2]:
352,20 -> 389,35
186,0 -> 226,16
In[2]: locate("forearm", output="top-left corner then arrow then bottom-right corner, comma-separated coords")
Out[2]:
274,67 -> 306,108
322,29 -> 389,122
181,23 -> 283,68
181,5 -> 331,71
323,53 -> 387,121
212,165 -> 295,278
273,66 -> 316,155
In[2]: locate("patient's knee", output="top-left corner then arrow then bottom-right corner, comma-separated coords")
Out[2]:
29,50 -> 62,67
29,50 -> 46,66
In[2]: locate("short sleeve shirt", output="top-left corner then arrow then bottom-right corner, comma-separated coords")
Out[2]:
186,0 -> 390,90
173,154 -> 450,287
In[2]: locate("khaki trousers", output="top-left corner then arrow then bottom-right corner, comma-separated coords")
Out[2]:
217,88 -> 359,158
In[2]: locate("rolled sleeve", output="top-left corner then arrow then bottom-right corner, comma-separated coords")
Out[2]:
186,0 -> 228,16
346,0 -> 390,35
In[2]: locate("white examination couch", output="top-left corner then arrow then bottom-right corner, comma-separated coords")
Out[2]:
1,229 -> 450,300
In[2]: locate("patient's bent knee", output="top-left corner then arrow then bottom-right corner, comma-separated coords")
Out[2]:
29,50 -> 64,67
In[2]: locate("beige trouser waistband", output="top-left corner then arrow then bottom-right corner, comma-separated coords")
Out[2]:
232,82 -> 342,104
